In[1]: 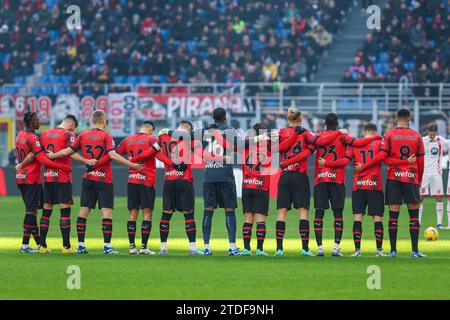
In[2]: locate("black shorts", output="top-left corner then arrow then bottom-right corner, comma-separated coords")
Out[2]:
163,180 -> 195,212
43,182 -> 73,205
127,183 -> 155,211
277,172 -> 310,210
203,181 -> 237,209
242,188 -> 269,215
18,183 -> 43,212
80,179 -> 114,210
352,189 -> 384,216
385,180 -> 420,205
314,183 -> 345,210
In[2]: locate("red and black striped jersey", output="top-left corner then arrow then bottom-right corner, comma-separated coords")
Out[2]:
117,133 -> 157,187
347,140 -> 383,191
158,134 -> 193,182
381,127 -> 425,185
40,127 -> 75,183
15,131 -> 44,184
71,128 -> 115,183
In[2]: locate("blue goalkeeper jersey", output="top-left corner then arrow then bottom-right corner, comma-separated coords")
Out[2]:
168,123 -> 237,183
202,122 -> 236,183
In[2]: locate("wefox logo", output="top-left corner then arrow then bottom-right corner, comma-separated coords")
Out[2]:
16,173 -> 26,179
129,173 -> 146,181
205,162 -> 224,169
165,170 -> 184,176
44,171 -> 59,177
88,171 -> 106,178
356,179 -> 377,187
284,163 -> 299,171
318,172 -> 337,179
244,178 -> 263,186
394,171 -> 415,178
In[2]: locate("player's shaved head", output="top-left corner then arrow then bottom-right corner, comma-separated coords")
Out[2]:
213,107 -> 226,123
396,108 -> 411,120
325,113 -> 338,130
92,110 -> 106,125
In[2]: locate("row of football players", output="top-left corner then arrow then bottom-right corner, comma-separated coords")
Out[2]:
15,107 -> 426,257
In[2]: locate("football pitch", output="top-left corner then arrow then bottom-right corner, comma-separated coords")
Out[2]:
0,196 -> 449,300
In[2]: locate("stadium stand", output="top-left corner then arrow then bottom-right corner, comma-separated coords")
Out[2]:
0,0 -> 354,87
344,0 -> 449,91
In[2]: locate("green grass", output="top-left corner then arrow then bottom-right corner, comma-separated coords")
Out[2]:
0,196 -> 449,299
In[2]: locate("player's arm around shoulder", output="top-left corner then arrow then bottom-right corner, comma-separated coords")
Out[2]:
47,132 -> 80,160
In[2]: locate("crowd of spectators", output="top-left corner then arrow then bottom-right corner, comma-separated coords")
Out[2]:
344,0 -> 449,96
0,0 -> 353,88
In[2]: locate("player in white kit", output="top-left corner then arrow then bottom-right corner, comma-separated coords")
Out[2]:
419,124 -> 450,229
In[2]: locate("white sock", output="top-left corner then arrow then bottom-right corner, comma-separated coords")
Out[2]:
189,242 -> 197,251
78,242 -> 85,247
229,242 -> 237,250
333,242 -> 340,250
104,243 -> 111,248
204,243 -> 211,250
161,242 -> 168,250
419,203 -> 423,225
21,244 -> 30,249
318,245 -> 324,250
436,202 -> 444,225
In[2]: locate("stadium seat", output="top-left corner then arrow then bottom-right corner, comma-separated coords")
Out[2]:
14,76 -> 26,84
113,76 -> 126,83
3,86 -> 20,94
378,52 -> 390,64
157,75 -> 168,84
160,29 -> 171,41
404,62 -> 415,71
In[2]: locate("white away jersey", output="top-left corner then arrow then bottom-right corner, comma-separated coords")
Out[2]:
423,135 -> 448,176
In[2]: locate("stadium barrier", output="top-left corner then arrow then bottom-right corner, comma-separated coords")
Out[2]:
1,82 -> 449,166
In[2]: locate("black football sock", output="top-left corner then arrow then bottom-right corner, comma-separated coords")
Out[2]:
374,221 -> 384,251
353,221 -> 362,250
409,209 -> 420,252
314,209 -> 324,246
299,219 -> 310,251
30,214 -> 41,246
225,211 -> 237,245
202,210 -> 214,246
160,212 -> 172,243
256,221 -> 266,251
242,222 -> 253,250
127,221 -> 137,247
60,207 -> 71,249
22,213 -> 34,245
76,217 -> 87,243
388,211 -> 399,252
141,220 -> 151,249
333,209 -> 344,245
184,213 -> 196,243
39,209 -> 52,247
102,218 -> 113,244
276,220 -> 286,251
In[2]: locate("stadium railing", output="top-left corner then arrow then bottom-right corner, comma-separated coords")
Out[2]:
2,82 -> 449,110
